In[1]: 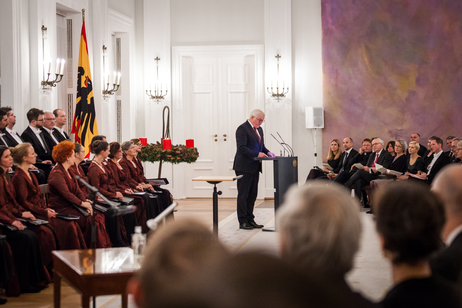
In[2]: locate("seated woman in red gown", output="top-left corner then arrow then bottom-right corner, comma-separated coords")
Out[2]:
87,140 -> 127,247
48,141 -> 111,249
70,143 -> 90,195
0,145 -> 49,293
107,142 -> 150,233
11,143 -> 86,252
120,141 -> 172,214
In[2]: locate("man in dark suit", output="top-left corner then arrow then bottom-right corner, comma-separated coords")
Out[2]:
41,111 -> 59,150
328,137 -> 358,180
408,132 -> 427,156
21,108 -> 53,162
333,138 -> 371,185
52,109 -> 70,142
431,164 -> 462,287
0,107 -> 24,147
445,135 -> 456,158
344,137 -> 393,200
424,137 -> 450,185
0,109 -> 9,146
233,109 -> 275,230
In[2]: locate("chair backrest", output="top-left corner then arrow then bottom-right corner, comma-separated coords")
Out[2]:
147,202 -> 178,231
40,184 -> 50,204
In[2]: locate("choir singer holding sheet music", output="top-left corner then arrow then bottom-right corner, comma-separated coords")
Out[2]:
233,109 -> 275,230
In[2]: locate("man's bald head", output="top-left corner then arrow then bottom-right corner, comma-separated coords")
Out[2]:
432,165 -> 462,216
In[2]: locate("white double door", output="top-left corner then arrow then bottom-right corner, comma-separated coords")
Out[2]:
183,54 -> 257,197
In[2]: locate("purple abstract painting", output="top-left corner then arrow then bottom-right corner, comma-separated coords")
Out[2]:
322,0 -> 462,154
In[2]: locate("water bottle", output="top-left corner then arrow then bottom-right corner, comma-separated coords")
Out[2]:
132,226 -> 146,264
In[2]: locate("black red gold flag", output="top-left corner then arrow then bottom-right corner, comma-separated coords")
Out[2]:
72,13 -> 98,158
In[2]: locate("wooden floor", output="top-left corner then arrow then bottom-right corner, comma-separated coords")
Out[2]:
1,198 -> 252,308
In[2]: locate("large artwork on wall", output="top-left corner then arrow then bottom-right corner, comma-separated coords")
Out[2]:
322,0 -> 462,153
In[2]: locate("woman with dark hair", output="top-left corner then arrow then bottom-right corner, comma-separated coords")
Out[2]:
0,145 -> 49,293
306,139 -> 342,181
107,142 -> 149,234
120,141 -> 172,214
48,141 -> 111,248
386,141 -> 396,157
375,182 -> 462,307
70,143 -> 90,195
87,140 -> 127,246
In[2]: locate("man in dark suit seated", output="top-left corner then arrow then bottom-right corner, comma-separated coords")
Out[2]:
333,138 -> 372,185
445,135 -> 456,158
52,109 -> 70,142
233,109 -> 275,230
21,108 -> 54,162
422,137 -> 450,185
327,137 -> 358,180
408,132 -> 427,156
0,109 -> 9,146
450,138 -> 461,163
41,111 -> 60,150
431,164 -> 462,287
344,137 -> 393,200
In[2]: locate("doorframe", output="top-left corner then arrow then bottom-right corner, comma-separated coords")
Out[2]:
172,45 -> 265,199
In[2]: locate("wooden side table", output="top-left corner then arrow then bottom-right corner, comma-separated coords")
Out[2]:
53,248 -> 138,308
192,175 -> 242,235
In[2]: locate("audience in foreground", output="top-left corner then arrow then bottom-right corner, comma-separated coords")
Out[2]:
431,164 -> 462,287
374,181 -> 462,307
276,183 -> 374,307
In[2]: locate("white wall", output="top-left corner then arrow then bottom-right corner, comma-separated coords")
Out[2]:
292,0 -> 323,183
171,0 -> 264,45
108,0 -> 136,20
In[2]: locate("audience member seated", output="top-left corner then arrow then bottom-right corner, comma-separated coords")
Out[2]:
375,181 -> 462,308
419,137 -> 450,185
446,135 -> 456,158
344,137 -> 393,201
21,108 -> 53,162
12,142 -> 86,251
70,143 -> 90,194
431,165 -> 462,287
107,142 -> 149,235
457,141 -> 462,163
408,132 -> 427,156
47,141 -> 110,248
276,183 -> 374,307
397,141 -> 426,180
0,109 -> 8,145
450,138 -> 461,163
333,138 -> 369,184
386,140 -> 396,157
0,146 -> 49,293
87,140 -> 127,247
52,109 -> 70,142
306,139 -> 342,181
40,111 -> 59,151
422,136 -> 435,166
128,218 -> 229,308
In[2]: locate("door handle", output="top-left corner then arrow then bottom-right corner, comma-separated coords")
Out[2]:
223,134 -> 227,137
214,139 -> 217,142
224,138 -> 227,141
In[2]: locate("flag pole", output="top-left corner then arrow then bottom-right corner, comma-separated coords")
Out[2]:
82,9 -> 85,22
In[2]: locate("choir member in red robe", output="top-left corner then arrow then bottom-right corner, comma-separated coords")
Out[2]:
47,141 -> 111,248
0,145 -> 49,293
11,143 -> 86,251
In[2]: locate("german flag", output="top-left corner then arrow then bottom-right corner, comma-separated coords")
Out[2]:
72,11 -> 98,158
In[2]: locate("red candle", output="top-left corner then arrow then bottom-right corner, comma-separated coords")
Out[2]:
140,137 -> 147,146
163,138 -> 172,150
186,139 -> 194,148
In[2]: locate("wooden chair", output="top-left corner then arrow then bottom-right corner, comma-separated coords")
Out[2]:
39,184 -> 50,205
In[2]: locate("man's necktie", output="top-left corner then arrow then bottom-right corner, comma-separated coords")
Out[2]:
339,152 -> 348,173
372,153 -> 378,167
254,127 -> 261,144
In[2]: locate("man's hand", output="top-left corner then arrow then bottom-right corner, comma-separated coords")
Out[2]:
258,152 -> 268,158
363,166 -> 370,172
267,152 -> 276,157
42,160 -> 52,164
371,167 -> 378,173
327,173 -> 337,179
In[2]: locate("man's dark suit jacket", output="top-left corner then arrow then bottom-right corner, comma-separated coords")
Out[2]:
426,152 -> 450,184
233,121 -> 269,174
333,149 -> 359,174
21,126 -> 53,161
1,129 -> 24,147
430,231 -> 462,286
41,128 -> 58,151
53,128 -> 69,142
366,149 -> 393,169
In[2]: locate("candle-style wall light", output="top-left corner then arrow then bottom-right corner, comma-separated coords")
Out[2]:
267,54 -> 289,101
41,25 -> 65,91
102,45 -> 121,98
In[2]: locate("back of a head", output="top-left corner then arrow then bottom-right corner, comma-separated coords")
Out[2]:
375,181 -> 445,265
432,164 -> 462,217
140,218 -> 229,304
277,182 -> 362,277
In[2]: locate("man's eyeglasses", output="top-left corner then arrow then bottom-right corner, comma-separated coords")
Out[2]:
256,118 -> 264,123
45,118 -> 56,121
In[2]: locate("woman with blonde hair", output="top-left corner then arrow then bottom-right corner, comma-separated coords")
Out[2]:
306,139 -> 342,181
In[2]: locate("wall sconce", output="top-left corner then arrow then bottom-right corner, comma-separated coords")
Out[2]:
41,25 -> 65,91
267,54 -> 289,101
146,57 -> 167,102
102,45 -> 121,99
